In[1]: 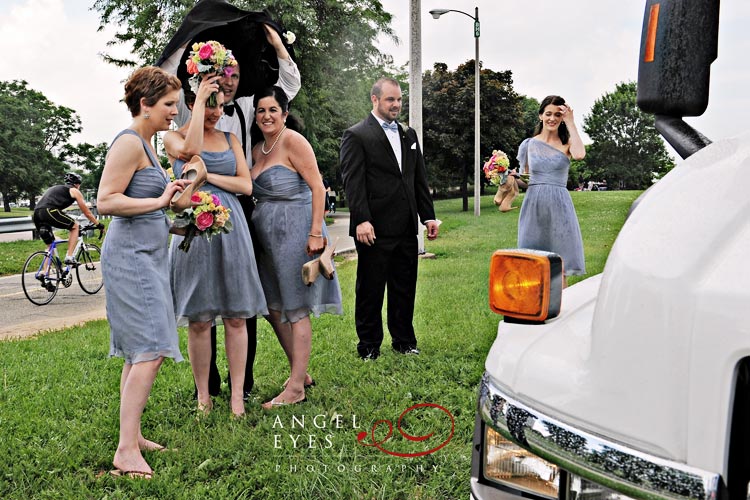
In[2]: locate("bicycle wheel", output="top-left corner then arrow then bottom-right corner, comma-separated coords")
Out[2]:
76,244 -> 104,294
21,251 -> 60,305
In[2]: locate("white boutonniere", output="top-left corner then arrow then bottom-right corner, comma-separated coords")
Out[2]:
400,124 -> 410,140
283,31 -> 296,45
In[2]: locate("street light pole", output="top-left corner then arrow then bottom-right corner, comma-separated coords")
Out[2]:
430,7 -> 481,216
473,7 -> 480,216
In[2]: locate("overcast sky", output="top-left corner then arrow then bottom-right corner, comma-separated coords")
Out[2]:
2,0 -> 750,150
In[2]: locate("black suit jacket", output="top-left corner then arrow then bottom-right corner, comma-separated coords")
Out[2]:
340,114 -> 435,238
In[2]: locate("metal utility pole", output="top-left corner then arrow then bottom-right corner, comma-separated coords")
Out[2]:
409,0 -> 423,144
430,7 -> 481,216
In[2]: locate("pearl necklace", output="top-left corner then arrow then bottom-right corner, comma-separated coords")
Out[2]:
261,125 -> 287,155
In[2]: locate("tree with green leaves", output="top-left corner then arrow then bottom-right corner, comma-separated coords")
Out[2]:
414,61 -> 526,210
0,80 -> 81,211
583,81 -> 674,190
92,0 -> 398,192
519,95 -> 541,138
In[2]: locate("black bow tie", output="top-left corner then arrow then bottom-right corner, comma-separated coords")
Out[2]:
224,103 -> 235,117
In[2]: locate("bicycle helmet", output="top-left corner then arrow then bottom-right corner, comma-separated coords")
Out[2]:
64,172 -> 82,186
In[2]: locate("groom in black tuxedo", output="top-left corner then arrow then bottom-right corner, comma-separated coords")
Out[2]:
340,77 -> 439,360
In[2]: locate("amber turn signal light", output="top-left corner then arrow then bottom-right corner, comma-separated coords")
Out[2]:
488,249 -> 563,322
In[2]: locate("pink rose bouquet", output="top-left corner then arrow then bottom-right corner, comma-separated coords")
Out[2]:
172,190 -> 233,252
185,40 -> 238,107
483,149 -> 511,186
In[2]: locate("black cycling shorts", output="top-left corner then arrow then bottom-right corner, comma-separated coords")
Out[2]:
33,208 -> 76,244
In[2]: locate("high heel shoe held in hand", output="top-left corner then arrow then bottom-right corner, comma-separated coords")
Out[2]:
170,155 -> 208,213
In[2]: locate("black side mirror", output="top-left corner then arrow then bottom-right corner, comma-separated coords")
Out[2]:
637,0 -> 720,158
637,0 -> 720,117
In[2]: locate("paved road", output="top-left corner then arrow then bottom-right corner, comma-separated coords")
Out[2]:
0,230 -> 32,242
0,212 -> 354,341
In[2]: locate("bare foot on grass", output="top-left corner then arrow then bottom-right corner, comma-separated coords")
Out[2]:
112,448 -> 152,479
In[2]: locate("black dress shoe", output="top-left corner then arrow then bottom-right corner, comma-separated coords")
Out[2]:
359,349 -> 380,361
394,346 -> 420,355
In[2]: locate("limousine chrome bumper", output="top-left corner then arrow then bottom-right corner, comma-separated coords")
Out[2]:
478,373 -> 721,500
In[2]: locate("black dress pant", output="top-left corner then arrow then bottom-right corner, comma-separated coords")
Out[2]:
354,234 -> 419,357
207,194 -> 259,395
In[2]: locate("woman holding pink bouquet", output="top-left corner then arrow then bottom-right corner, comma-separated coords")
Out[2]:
164,74 -> 267,417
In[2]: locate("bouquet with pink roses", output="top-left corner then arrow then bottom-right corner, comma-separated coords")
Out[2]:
185,40 -> 238,107
483,149 -> 511,186
173,190 -> 233,252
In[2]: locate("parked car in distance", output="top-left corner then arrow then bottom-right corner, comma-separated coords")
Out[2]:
584,181 -> 607,191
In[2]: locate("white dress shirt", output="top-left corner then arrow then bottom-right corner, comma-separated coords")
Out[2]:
372,112 -> 402,172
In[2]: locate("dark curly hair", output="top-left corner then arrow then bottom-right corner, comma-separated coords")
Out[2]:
250,86 -> 304,146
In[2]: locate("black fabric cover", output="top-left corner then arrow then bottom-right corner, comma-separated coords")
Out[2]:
155,0 -> 294,100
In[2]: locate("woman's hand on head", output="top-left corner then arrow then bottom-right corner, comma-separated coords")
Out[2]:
197,74 -> 220,103
560,104 -> 575,125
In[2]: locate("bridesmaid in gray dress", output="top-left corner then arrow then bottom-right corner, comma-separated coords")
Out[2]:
97,67 -> 190,479
164,76 -> 266,417
517,95 -> 586,288
250,86 -> 343,409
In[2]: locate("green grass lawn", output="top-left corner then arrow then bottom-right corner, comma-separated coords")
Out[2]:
0,191 -> 640,499
0,207 -> 34,218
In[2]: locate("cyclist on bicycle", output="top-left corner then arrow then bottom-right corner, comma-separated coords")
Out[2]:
33,172 -> 104,265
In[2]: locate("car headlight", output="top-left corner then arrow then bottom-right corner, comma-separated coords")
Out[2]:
568,473 -> 636,500
484,427 -> 560,498
488,249 -> 563,322
484,428 -> 640,500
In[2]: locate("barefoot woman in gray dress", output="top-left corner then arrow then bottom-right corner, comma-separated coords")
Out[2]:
517,95 -> 586,288
97,67 -> 190,478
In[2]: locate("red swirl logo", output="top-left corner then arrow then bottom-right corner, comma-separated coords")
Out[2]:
356,403 -> 455,457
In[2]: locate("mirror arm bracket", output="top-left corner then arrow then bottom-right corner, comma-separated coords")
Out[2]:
654,115 -> 712,159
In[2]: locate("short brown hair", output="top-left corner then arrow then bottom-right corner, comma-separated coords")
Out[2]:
371,77 -> 400,99
123,66 -> 181,117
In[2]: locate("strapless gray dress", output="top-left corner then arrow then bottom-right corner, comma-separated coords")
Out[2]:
517,138 -> 586,276
102,129 -> 183,364
169,133 -> 267,325
251,165 -> 343,323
